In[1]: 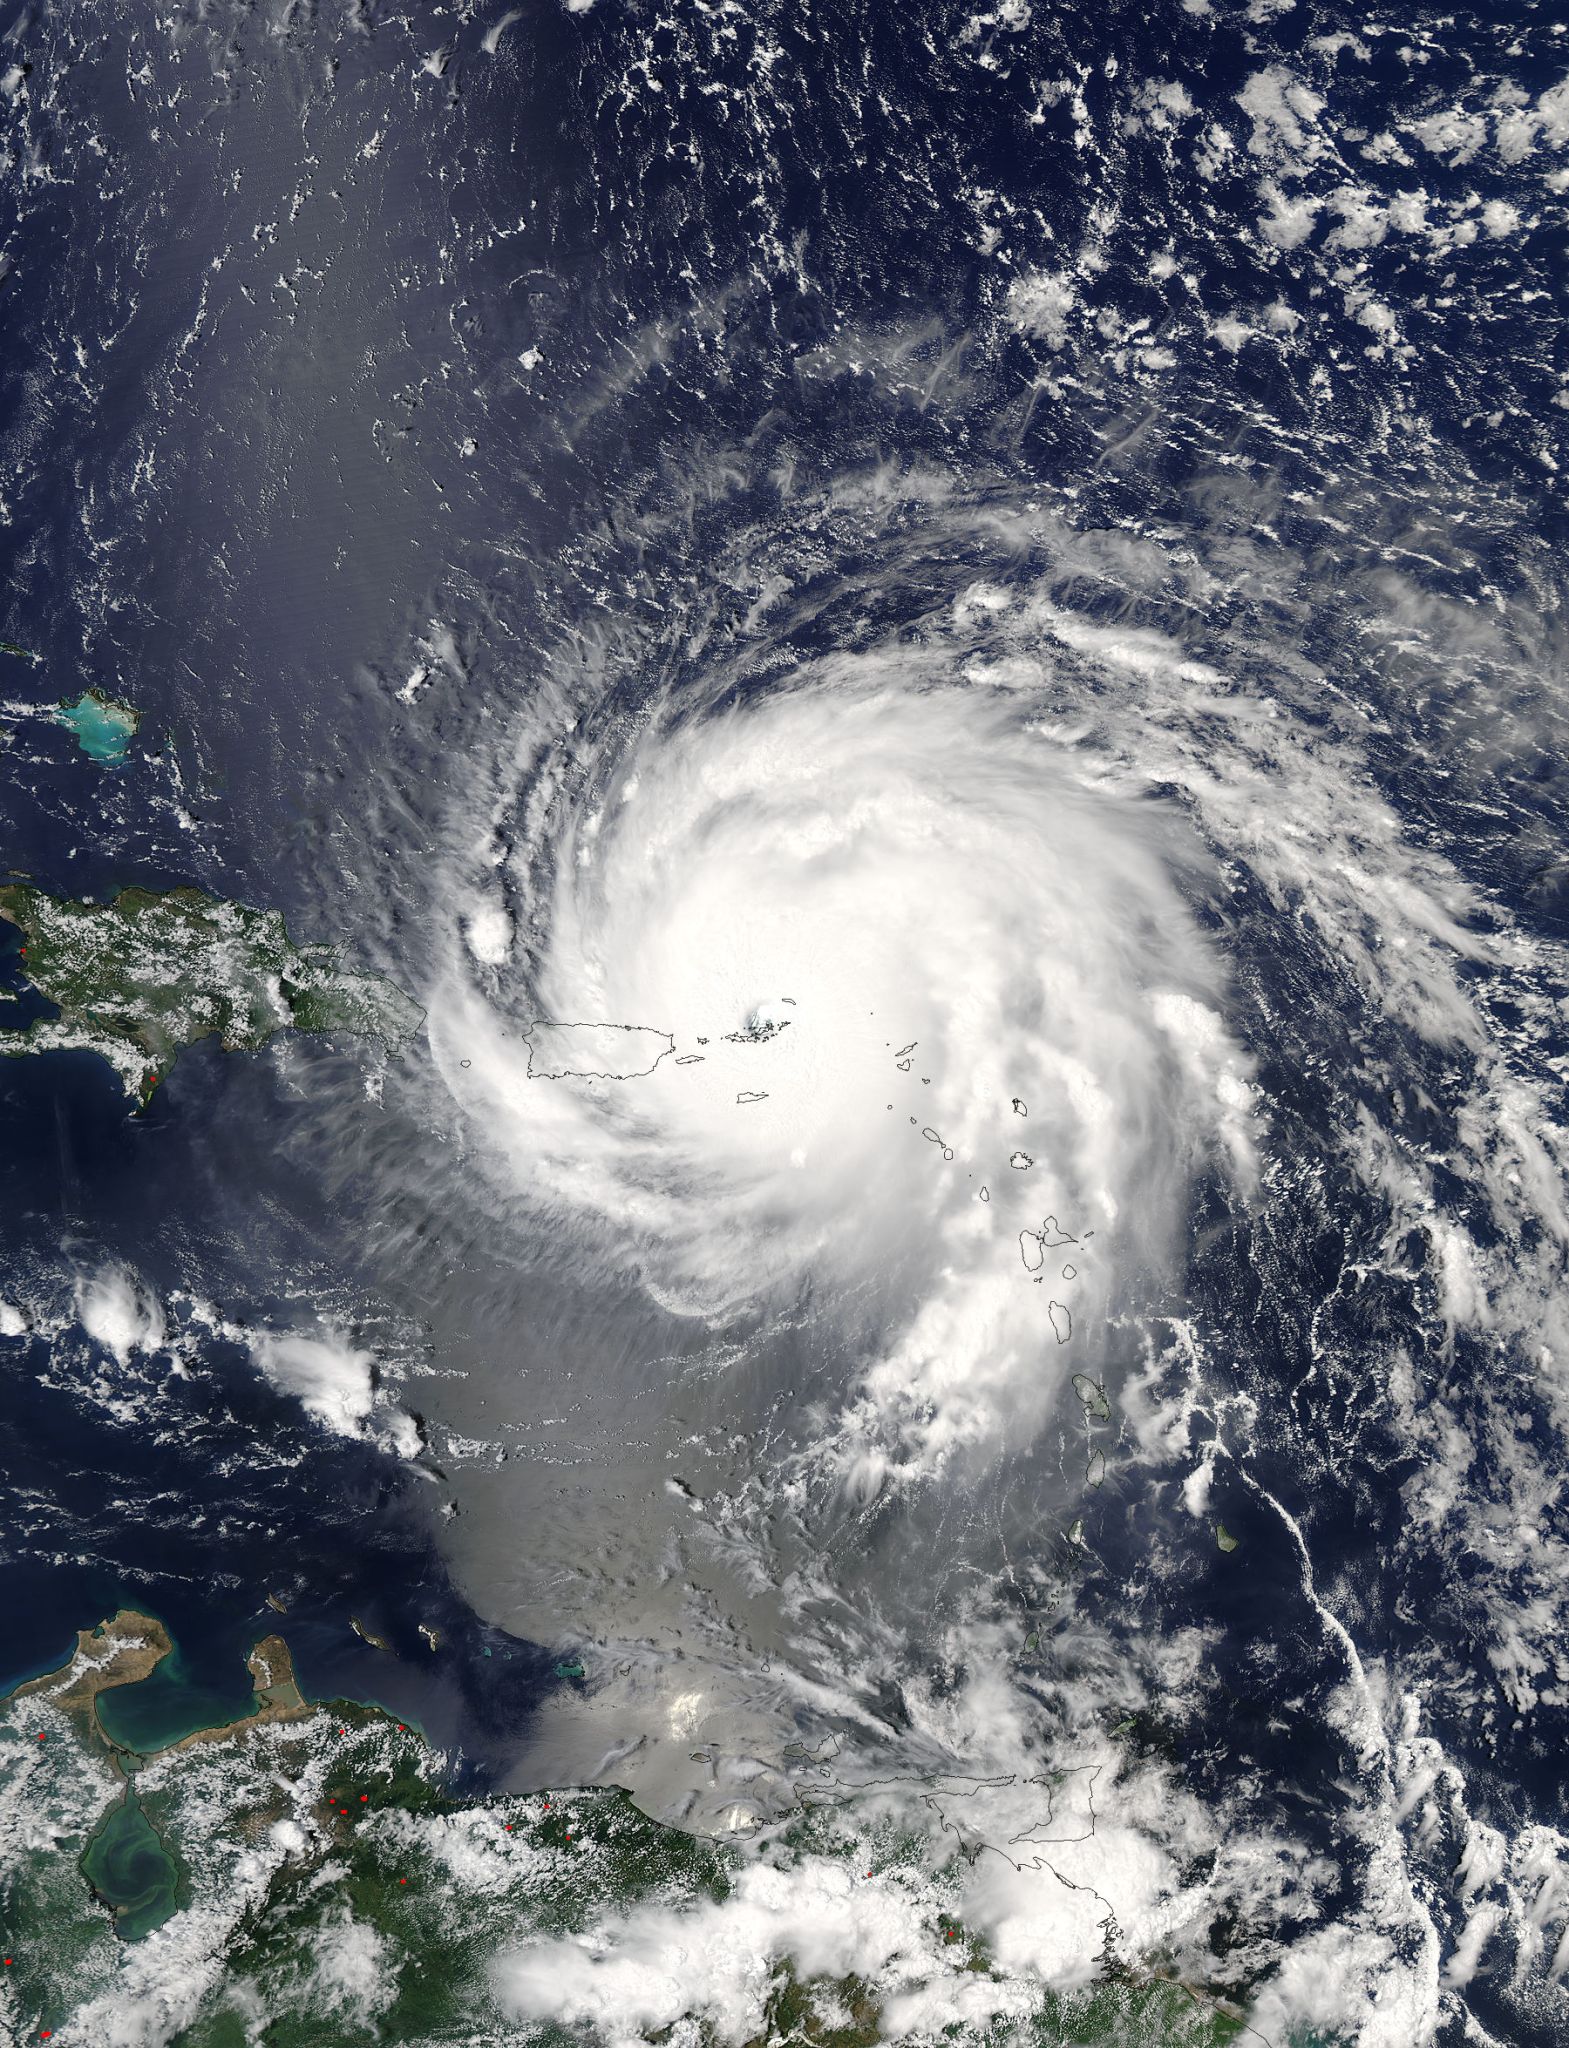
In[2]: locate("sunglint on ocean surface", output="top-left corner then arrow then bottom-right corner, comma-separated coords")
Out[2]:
2,1 -> 1568,2042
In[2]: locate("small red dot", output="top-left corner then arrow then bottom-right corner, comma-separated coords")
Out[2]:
397,1725 -> 406,1732
360,1794 -> 369,1802
565,1832 -> 572,1840
339,1727 -> 347,1736
340,1808 -> 349,1816
35,1733 -> 44,1743
400,1877 -> 407,1885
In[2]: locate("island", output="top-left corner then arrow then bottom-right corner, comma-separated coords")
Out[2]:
0,1612 -> 1262,2047
0,882 -> 424,1104
54,687 -> 141,766
523,1019 -> 674,1079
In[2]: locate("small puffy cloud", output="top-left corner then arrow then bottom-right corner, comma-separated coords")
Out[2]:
1323,187 -> 1389,250
1005,269 -> 1078,350
465,902 -> 514,964
308,1913 -> 395,2018
1407,107 -> 1488,166
1209,316 -> 1254,354
1352,295 -> 1399,345
75,1266 -> 166,1363
1496,78 -> 1569,163
1258,182 -> 1320,250
251,1328 -> 420,1457
1236,67 -> 1326,170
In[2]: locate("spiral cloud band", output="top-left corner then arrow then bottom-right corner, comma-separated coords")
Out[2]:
435,664 -> 1256,1479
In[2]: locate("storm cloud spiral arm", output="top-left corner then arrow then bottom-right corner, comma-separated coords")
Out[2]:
4,0 -> 1569,2039
399,411 -> 1569,2031
433,650 -> 1259,1478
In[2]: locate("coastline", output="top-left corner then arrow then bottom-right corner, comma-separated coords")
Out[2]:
8,1609 -> 316,1768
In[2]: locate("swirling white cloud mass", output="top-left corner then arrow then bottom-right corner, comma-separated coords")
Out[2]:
392,443 -> 1569,2038
433,666 -> 1257,1486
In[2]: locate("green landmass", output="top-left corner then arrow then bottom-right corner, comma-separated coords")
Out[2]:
0,883 -> 423,1103
0,1613 -> 1286,2047
55,687 -> 141,765
0,639 -> 39,663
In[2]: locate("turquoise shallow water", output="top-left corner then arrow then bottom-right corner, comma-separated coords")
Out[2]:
55,691 -> 138,765
95,1641 -> 255,1755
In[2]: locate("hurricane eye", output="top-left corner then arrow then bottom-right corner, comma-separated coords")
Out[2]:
435,679 -> 1252,1480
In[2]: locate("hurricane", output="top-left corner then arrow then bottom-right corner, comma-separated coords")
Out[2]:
5,0 -> 1569,2040
433,642 -> 1257,1481
394,387 -> 1569,2030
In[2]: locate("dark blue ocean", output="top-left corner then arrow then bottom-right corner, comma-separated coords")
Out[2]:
0,1024 -> 560,1789
2,0 -> 1568,2037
